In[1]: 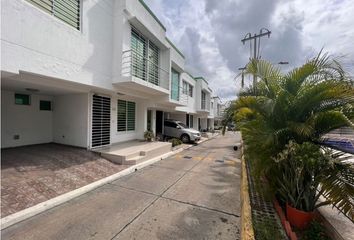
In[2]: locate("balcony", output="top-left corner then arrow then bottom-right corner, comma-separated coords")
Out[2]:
197,99 -> 210,114
115,50 -> 170,96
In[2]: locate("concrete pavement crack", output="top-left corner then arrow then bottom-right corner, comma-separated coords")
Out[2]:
109,138 -> 240,239
109,150 -> 212,239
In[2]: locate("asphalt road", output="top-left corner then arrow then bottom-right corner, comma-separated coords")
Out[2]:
2,132 -> 242,240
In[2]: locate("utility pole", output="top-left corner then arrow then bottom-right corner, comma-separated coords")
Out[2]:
241,28 -> 271,90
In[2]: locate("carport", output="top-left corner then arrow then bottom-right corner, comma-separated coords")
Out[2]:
0,72 -> 120,217
1,72 -> 90,149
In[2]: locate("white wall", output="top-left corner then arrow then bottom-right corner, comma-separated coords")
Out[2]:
53,94 -> 89,148
1,0 -> 114,90
1,90 -> 53,148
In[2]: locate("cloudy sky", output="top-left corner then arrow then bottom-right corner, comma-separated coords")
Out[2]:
144,0 -> 354,101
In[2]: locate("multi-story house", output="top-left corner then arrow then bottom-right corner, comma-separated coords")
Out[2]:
1,0 -> 220,149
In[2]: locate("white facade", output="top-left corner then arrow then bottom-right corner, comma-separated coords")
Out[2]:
1,0 -> 220,149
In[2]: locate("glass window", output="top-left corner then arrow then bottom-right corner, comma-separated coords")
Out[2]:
182,81 -> 188,95
117,100 -> 136,132
131,28 -> 147,81
15,93 -> 30,105
40,100 -> 52,111
188,84 -> 193,97
201,91 -> 206,109
171,69 -> 180,101
189,115 -> 194,128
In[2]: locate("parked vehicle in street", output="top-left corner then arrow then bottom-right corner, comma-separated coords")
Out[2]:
164,120 -> 201,143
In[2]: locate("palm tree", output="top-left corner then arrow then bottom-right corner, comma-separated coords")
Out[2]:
232,52 -> 354,219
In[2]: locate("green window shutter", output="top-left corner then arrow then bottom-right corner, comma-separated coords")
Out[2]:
40,100 -> 52,110
53,0 -> 80,30
27,0 -> 53,14
117,100 -> 127,132
148,41 -> 159,86
15,94 -> 30,105
127,101 -> 136,131
131,28 -> 147,80
27,0 -> 80,30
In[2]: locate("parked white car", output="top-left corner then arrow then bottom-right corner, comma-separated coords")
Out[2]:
164,120 -> 201,143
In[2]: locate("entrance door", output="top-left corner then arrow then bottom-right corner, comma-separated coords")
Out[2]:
198,118 -> 201,131
186,114 -> 190,127
156,110 -> 163,136
91,95 -> 111,148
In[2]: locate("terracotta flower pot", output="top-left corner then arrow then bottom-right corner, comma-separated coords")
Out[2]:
286,203 -> 314,229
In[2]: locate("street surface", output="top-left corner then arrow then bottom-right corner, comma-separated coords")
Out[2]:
2,132 -> 242,240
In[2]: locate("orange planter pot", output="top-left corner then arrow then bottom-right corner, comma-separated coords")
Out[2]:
286,203 -> 314,229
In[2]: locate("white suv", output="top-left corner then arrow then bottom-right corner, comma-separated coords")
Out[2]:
164,120 -> 201,143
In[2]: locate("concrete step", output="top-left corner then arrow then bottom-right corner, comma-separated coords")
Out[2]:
99,141 -> 172,165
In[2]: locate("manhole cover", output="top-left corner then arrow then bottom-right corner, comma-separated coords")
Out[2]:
184,156 -> 192,159
215,160 -> 224,163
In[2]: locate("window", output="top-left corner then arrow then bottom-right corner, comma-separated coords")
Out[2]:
171,69 -> 180,101
182,81 -> 188,95
15,94 -> 30,105
182,80 -> 188,95
211,102 -> 214,109
164,121 -> 177,128
131,27 -> 160,86
27,0 -> 81,30
201,91 -> 206,109
182,81 -> 193,97
117,100 -> 136,132
40,100 -> 52,111
188,85 -> 193,97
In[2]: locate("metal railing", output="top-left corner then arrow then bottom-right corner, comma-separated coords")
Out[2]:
122,50 -> 169,90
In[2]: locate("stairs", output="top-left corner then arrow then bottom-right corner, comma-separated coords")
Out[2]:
96,141 -> 172,165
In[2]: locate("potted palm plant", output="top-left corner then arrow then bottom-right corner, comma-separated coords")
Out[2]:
228,52 -> 354,228
273,141 -> 335,229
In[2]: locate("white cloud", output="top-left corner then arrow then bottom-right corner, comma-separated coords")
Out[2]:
144,0 -> 354,100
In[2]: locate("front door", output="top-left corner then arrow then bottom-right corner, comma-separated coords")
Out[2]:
91,95 -> 111,148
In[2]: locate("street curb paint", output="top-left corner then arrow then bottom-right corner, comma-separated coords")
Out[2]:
240,141 -> 255,240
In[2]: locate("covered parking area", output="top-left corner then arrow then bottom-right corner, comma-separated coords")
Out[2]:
0,72 -> 127,217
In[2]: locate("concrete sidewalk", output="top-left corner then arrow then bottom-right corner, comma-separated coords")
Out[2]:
1,132 -> 242,240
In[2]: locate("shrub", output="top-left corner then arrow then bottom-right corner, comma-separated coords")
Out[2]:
170,138 -> 183,147
144,130 -> 154,141
303,221 -> 330,240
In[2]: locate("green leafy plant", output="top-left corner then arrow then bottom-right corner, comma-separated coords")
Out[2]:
303,221 -> 330,240
230,52 -> 354,218
253,219 -> 283,240
144,130 -> 154,142
169,138 -> 183,147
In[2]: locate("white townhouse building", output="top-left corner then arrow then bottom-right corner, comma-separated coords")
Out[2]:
1,0 -> 222,149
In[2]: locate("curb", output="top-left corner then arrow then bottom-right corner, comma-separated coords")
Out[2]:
240,143 -> 255,240
1,150 -> 178,230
